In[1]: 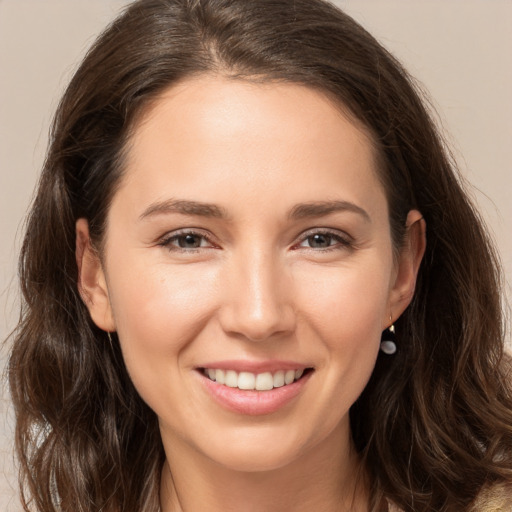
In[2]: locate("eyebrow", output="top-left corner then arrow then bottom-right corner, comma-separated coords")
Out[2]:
139,199 -> 228,221
288,200 -> 371,222
138,198 -> 370,223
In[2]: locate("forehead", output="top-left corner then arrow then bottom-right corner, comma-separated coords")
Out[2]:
132,75 -> 374,156
117,75 -> 385,218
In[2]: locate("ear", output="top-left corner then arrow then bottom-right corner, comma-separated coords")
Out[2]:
76,218 -> 116,332
387,210 -> 426,324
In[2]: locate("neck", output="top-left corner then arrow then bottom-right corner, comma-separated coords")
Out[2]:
159,423 -> 369,512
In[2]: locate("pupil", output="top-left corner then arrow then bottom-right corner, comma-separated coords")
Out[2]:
179,234 -> 200,248
309,234 -> 331,248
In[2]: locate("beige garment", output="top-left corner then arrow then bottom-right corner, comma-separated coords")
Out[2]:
470,483 -> 512,512
386,483 -> 512,511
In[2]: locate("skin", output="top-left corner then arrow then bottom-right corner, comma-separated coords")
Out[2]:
77,76 -> 426,511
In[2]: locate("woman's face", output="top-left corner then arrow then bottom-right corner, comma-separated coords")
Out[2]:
78,76 -> 423,472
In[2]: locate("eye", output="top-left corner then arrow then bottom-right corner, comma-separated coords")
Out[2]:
295,230 -> 352,251
302,233 -> 335,249
174,233 -> 207,249
159,230 -> 215,251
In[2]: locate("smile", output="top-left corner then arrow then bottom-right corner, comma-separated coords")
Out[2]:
198,365 -> 314,415
202,368 -> 306,391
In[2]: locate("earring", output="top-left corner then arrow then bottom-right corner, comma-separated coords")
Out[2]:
107,331 -> 115,351
380,321 -> 397,355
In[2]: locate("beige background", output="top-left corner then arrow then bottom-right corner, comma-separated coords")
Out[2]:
1,1 -> 511,509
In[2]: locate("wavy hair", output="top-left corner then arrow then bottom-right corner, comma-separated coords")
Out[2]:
8,0 -> 512,510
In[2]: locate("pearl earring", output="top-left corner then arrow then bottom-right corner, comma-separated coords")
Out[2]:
380,322 -> 397,355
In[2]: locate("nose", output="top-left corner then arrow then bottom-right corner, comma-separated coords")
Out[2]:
218,249 -> 296,342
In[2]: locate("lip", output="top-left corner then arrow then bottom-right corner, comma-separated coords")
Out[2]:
197,359 -> 310,374
196,361 -> 313,416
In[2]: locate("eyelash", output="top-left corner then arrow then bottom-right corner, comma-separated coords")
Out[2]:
157,228 -> 353,253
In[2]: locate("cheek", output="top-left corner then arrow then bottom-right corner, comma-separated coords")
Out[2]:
106,261 -> 220,386
111,261 -> 217,329
294,259 -> 392,343
294,259 -> 390,401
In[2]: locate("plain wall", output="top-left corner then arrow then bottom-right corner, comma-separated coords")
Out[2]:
1,1 -> 511,509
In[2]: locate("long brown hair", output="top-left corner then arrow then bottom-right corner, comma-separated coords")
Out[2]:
8,0 -> 512,511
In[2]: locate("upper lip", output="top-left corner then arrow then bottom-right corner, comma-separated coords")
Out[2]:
197,360 -> 312,374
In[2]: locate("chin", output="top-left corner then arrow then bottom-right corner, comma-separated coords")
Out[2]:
202,428 -> 311,473
211,450 -> 300,473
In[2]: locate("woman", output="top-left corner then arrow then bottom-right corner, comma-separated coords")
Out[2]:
8,0 -> 512,510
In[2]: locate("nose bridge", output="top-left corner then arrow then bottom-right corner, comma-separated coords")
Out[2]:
220,244 -> 294,341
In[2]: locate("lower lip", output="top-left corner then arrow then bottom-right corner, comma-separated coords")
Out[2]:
198,371 -> 313,416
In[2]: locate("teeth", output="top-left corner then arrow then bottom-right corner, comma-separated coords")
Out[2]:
284,369 -> 295,385
215,369 -> 225,385
238,372 -> 256,390
255,372 -> 273,391
273,370 -> 285,388
204,368 -> 307,391
225,370 -> 238,388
